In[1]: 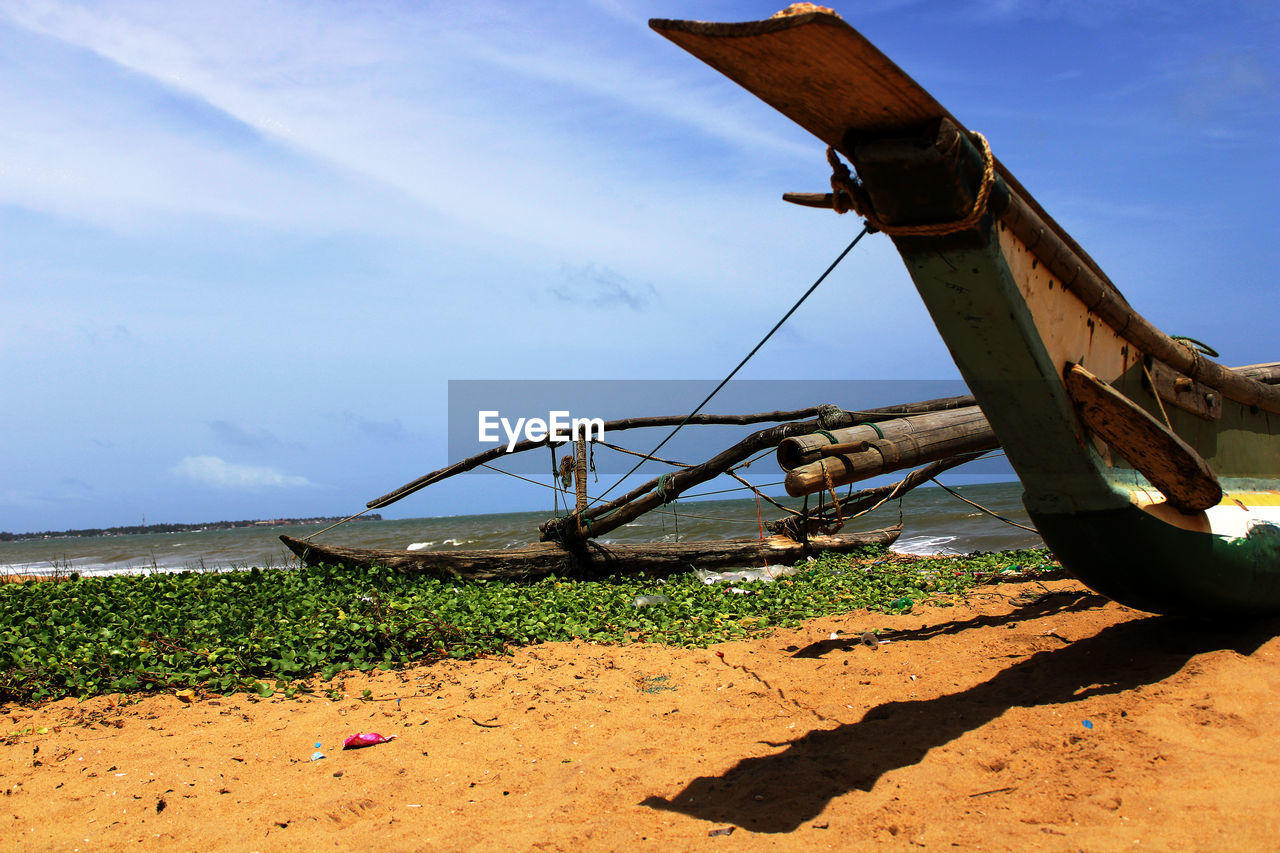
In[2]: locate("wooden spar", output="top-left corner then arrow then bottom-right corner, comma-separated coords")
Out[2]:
788,187 -> 1279,403
1235,362 -> 1280,385
1063,363 -> 1222,513
986,152 -> 1280,415
782,408 -> 1000,497
279,526 -> 902,581
782,191 -> 845,209
369,395 -> 975,511
574,439 -> 588,513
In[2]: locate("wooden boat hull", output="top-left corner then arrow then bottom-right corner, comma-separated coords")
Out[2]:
280,526 -> 901,581
655,9 -> 1280,614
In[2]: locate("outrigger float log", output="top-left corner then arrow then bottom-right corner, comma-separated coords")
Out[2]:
279,527 -> 901,581
653,5 -> 1280,614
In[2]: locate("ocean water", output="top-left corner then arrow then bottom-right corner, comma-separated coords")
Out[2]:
0,481 -> 1041,578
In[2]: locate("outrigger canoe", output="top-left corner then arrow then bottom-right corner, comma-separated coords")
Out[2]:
654,6 -> 1280,614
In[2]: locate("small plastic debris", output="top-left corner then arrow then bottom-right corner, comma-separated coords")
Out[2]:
633,594 -> 670,607
708,826 -> 735,837
343,733 -> 396,750
695,564 -> 797,585
1082,719 -> 1094,730
829,632 -> 839,640
310,751 -> 325,761
728,587 -> 751,595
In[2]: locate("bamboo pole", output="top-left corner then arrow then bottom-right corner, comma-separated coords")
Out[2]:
777,405 -> 989,470
783,408 -> 999,497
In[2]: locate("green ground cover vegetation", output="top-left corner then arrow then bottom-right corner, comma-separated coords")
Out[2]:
0,546 -> 1057,703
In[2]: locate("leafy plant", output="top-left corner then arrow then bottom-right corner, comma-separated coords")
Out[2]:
0,547 -> 1057,703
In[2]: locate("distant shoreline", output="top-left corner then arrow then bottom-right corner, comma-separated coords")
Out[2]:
0,515 -> 384,543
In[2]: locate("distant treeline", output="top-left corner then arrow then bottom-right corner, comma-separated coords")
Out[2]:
0,515 -> 383,542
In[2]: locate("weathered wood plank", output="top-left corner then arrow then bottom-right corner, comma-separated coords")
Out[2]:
1063,363 -> 1222,513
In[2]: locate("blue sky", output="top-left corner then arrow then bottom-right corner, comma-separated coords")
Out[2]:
1,0 -> 1276,532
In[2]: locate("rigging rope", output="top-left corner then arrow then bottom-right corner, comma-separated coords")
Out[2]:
929,478 -> 1039,533
591,225 -> 873,507
480,461 -> 786,504
300,506 -> 379,542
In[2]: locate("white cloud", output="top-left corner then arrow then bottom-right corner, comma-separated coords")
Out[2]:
171,455 -> 311,489
0,0 -> 808,273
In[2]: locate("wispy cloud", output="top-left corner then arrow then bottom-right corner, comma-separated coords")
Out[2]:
171,455 -> 311,489
0,0 -> 810,271
208,420 -> 283,450
341,414 -> 412,443
0,488 -> 52,509
77,323 -> 133,346
550,264 -> 658,310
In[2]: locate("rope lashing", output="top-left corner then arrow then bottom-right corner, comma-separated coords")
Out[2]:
656,472 -> 677,505
826,131 -> 996,237
1172,335 -> 1218,380
820,464 -> 846,533
826,147 -> 875,222
816,403 -> 846,431
1171,336 -> 1219,359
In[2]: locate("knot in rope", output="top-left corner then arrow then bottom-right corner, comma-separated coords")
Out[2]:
825,131 -> 996,237
557,454 -> 574,490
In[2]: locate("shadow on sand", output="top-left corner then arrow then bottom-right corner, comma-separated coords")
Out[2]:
641,604 -> 1280,833
789,589 -> 1108,658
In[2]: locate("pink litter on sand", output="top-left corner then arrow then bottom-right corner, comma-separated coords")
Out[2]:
343,733 -> 396,749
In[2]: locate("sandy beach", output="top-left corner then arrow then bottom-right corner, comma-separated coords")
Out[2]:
5,575 -> 1280,851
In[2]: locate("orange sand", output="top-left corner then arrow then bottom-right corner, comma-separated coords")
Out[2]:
5,577 -> 1280,850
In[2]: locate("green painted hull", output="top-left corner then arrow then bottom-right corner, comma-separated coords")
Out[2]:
1033,506 -> 1280,616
